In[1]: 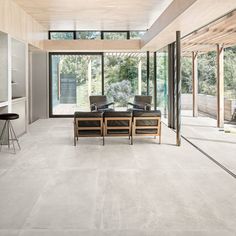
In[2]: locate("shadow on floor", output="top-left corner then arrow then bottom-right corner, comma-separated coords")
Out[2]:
187,136 -> 236,145
182,124 -> 216,128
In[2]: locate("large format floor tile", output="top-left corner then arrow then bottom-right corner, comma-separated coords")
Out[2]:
0,118 -> 235,236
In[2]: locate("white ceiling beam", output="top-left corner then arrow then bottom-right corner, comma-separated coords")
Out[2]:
142,0 -> 236,51
141,0 -> 197,50
44,39 -> 141,52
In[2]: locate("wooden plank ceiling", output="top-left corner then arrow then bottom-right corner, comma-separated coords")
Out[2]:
182,10 -> 236,56
13,0 -> 173,31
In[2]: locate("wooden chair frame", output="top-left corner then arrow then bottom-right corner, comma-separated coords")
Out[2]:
103,117 -> 132,145
132,117 -> 161,144
74,117 -> 103,146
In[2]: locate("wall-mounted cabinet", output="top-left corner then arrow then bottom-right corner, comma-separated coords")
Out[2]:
12,38 -> 26,99
0,31 -> 28,137
0,32 -> 8,104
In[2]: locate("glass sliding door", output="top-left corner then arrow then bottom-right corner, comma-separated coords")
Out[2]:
156,47 -> 168,117
104,52 -> 147,110
50,53 -> 102,116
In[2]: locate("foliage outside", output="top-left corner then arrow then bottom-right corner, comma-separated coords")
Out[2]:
182,47 -> 236,99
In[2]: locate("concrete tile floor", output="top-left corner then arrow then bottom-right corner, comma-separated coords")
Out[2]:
0,118 -> 235,236
181,110 -> 236,173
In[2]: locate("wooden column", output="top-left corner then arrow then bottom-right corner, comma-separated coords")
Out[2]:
216,44 -> 224,128
101,52 -> 104,95
146,51 -> 150,95
168,43 -> 175,129
192,51 -> 198,117
154,52 -> 157,110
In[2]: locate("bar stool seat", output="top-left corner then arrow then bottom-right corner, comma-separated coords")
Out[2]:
0,113 -> 21,153
0,113 -> 19,120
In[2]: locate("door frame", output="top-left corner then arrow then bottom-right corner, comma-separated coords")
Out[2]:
49,52 -> 103,118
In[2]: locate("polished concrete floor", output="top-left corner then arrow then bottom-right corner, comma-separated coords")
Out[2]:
0,118 -> 235,236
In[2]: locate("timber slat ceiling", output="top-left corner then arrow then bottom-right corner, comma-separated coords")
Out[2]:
182,10 -> 236,56
105,52 -> 146,58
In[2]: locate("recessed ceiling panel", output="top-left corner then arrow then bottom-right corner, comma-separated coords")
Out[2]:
13,0 -> 173,30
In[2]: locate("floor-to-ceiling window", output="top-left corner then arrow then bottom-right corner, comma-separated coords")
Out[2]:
104,52 -> 147,110
156,48 -> 168,116
49,52 -> 151,115
50,53 -> 102,116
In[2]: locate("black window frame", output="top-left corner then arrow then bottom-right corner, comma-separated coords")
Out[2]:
75,31 -> 102,40
48,30 -> 147,40
49,31 -> 76,40
101,31 -> 129,40
49,52 -> 103,118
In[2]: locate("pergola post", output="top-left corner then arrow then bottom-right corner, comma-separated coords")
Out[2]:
154,52 -> 157,110
138,59 -> 142,95
216,44 -> 224,128
192,51 -> 198,117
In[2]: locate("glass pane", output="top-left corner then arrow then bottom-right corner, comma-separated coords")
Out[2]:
130,31 -> 146,39
104,53 -> 147,110
51,54 -> 102,115
182,56 -> 192,94
76,31 -> 101,40
149,52 -> 154,108
50,32 -> 74,40
156,48 -> 168,116
0,32 -> 8,103
224,46 -> 236,99
103,32 -> 127,40
198,52 -> 217,96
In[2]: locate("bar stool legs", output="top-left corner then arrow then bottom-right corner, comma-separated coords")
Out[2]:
0,120 -> 21,153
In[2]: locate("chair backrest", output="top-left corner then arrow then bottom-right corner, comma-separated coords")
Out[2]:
74,111 -> 103,136
134,95 -> 152,105
133,110 -> 161,135
89,95 -> 107,106
104,111 -> 132,135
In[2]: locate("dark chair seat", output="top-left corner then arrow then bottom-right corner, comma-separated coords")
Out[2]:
0,113 -> 19,120
133,110 -> 161,117
74,111 -> 103,118
132,110 -> 162,144
74,111 -> 104,146
104,111 -> 132,127
103,111 -> 132,144
104,111 -> 132,117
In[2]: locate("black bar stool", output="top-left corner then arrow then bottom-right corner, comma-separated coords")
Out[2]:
0,113 -> 21,153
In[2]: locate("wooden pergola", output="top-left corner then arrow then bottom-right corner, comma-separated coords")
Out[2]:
182,10 -> 236,128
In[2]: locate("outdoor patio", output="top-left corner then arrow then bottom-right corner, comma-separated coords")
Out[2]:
181,110 -> 236,174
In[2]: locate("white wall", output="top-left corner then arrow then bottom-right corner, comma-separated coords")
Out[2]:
29,51 -> 48,123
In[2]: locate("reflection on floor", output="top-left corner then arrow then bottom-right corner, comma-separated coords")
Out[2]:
0,118 -> 235,236
182,110 -> 236,174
